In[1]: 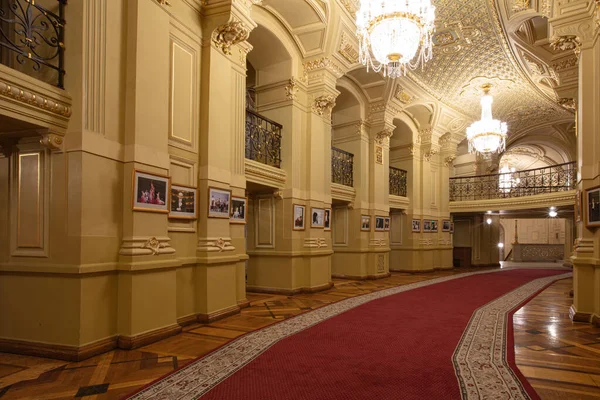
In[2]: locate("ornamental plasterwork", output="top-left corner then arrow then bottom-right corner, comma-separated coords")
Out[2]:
312,94 -> 336,117
338,32 -> 359,64
338,0 -> 359,17
550,35 -> 582,56
375,127 -> 394,146
0,79 -> 72,117
285,77 -> 298,100
211,21 -> 250,55
394,85 -> 415,104
444,155 -> 457,166
144,237 -> 164,255
40,133 -> 63,151
557,98 -> 576,112
551,56 -> 578,72
424,148 -> 439,162
405,0 -> 572,133
303,57 -> 345,80
418,128 -> 433,144
511,0 -> 529,13
431,21 -> 481,55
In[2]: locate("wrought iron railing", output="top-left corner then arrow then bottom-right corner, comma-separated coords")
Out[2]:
0,0 -> 66,88
245,109 -> 282,168
449,161 -> 577,201
389,166 -> 407,197
331,147 -> 353,187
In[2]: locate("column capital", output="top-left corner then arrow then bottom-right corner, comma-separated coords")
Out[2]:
549,0 -> 599,49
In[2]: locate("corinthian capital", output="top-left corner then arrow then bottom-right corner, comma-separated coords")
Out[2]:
212,20 -> 250,55
312,94 -> 337,117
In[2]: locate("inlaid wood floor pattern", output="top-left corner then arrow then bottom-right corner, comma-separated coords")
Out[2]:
0,268 -> 587,400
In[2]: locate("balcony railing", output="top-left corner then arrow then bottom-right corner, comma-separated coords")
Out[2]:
389,166 -> 407,197
449,161 -> 577,201
245,109 -> 282,168
331,147 -> 353,187
0,0 -> 66,88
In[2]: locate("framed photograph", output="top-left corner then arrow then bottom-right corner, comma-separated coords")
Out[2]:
585,186 -> 600,228
431,220 -> 438,232
132,170 -> 170,213
442,220 -> 451,232
208,187 -> 231,218
324,208 -> 332,231
230,196 -> 248,224
450,222 -> 455,234
293,204 -> 306,231
384,217 -> 391,231
411,219 -> 421,233
575,189 -> 582,223
361,215 -> 371,231
169,184 -> 197,219
423,220 -> 432,232
375,216 -> 385,231
311,207 -> 325,228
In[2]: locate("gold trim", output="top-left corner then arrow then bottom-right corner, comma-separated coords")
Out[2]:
17,153 -> 41,248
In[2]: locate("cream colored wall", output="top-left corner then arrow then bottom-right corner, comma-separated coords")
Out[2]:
500,218 -> 566,257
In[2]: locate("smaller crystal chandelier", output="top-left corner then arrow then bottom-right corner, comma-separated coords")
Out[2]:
356,0 -> 436,78
466,84 -> 508,155
498,162 -> 520,193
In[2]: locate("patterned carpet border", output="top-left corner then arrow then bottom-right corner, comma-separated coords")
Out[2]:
453,271 -> 572,399
127,267 -> 571,400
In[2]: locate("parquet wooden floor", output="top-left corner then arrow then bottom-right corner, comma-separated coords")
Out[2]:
0,268 -> 591,399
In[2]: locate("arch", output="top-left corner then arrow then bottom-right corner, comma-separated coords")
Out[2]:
334,77 -> 368,124
391,114 -> 419,148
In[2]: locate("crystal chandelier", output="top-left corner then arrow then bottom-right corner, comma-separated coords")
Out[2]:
356,0 -> 436,78
466,84 -> 508,155
498,163 -> 520,193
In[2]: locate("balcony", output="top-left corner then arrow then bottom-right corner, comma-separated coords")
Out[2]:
245,109 -> 282,168
331,147 -> 354,187
389,166 -> 407,197
0,0 -> 66,88
449,162 -> 576,201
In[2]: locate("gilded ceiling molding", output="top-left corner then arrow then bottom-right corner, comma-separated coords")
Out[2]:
312,94 -> 337,117
418,128 -> 433,144
284,78 -> 299,100
338,32 -> 359,64
431,21 -> 481,55
394,85 -> 415,104
550,56 -> 578,72
211,20 -> 250,55
550,35 -> 582,57
0,79 -> 72,117
511,0 -> 530,13
303,57 -> 345,80
557,98 -> 576,112
40,133 -> 64,152
338,0 -> 359,17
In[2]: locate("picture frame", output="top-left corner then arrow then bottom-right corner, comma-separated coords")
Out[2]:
230,196 -> 248,224
361,215 -> 371,231
324,208 -> 332,231
375,216 -> 385,231
431,220 -> 438,232
384,217 -> 390,231
310,207 -> 325,228
442,220 -> 451,232
423,220 -> 432,232
411,219 -> 421,233
450,222 -> 455,234
132,170 -> 170,213
575,189 -> 582,223
169,183 -> 198,219
585,186 -> 600,228
208,187 -> 231,219
293,204 -> 306,231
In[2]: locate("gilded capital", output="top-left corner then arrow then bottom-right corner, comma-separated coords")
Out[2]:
212,21 -> 250,55
40,133 -> 64,152
312,94 -> 336,117
375,127 -> 394,145
550,35 -> 582,57
285,78 -> 299,100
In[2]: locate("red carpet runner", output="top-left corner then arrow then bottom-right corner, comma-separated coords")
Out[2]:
128,268 -> 570,400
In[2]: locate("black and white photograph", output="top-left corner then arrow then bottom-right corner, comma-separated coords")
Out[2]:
293,204 -> 305,230
208,187 -> 231,218
384,217 -> 390,231
423,220 -> 432,232
586,186 -> 600,228
412,219 -> 421,233
375,216 -> 385,231
311,207 -> 325,228
230,196 -> 247,224
442,220 -> 451,232
431,220 -> 438,232
169,184 -> 197,219
324,208 -> 331,231
133,170 -> 170,213
361,215 -> 371,231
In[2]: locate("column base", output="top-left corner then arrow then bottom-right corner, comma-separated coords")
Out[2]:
0,336 -> 118,362
247,281 -> 334,296
118,323 -> 182,350
332,272 -> 391,280
569,304 -> 592,323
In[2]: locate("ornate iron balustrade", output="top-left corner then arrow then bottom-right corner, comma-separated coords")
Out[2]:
389,166 -> 407,197
331,147 -> 353,187
245,109 -> 282,168
449,161 -> 577,201
0,0 -> 66,88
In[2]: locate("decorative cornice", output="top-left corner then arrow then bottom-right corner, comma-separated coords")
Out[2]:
312,94 -> 336,117
331,182 -> 356,203
245,158 -> 287,188
303,57 -> 345,79
211,21 -> 250,55
0,79 -> 71,117
550,56 -> 578,72
449,190 -> 576,212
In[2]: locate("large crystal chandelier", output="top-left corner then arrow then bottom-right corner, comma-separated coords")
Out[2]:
498,163 -> 520,193
466,84 -> 508,155
356,0 -> 436,78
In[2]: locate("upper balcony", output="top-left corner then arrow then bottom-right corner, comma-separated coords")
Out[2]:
449,161 -> 577,212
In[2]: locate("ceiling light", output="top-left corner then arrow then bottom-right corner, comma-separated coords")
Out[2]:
486,218 -> 493,225
550,206 -> 556,211
549,210 -> 558,218
466,84 -> 508,155
497,243 -> 504,248
498,162 -> 521,193
356,0 -> 436,78
487,210 -> 492,214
